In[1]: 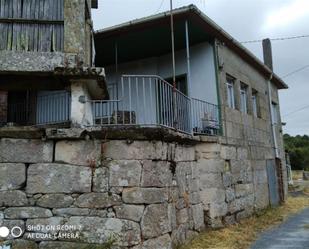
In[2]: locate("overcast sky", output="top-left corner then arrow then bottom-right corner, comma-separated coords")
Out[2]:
92,0 -> 309,136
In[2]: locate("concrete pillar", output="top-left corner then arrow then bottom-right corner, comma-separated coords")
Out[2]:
70,80 -> 93,127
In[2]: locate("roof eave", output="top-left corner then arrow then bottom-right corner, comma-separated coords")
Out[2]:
95,4 -> 288,90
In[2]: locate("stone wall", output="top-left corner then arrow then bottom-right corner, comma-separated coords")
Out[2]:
0,137 -> 205,249
216,40 -> 288,200
0,128 -> 276,249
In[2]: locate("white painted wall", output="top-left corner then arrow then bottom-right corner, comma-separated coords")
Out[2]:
105,41 -> 217,104
103,41 -> 217,130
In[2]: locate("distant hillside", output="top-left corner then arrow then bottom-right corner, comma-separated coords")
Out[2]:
284,134 -> 309,170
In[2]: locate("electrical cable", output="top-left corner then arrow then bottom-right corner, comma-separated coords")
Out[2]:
282,65 -> 309,78
155,0 -> 166,13
283,104 -> 309,118
241,34 -> 309,44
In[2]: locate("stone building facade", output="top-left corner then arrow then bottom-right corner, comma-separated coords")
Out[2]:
0,3 -> 288,249
0,126 -> 281,249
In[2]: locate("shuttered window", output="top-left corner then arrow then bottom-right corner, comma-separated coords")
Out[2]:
0,0 -> 64,52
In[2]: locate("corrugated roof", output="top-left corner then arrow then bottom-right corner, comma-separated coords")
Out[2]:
95,5 -> 288,89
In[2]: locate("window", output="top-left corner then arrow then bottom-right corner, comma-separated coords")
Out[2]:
226,76 -> 235,109
240,83 -> 248,113
252,90 -> 258,117
272,102 -> 278,124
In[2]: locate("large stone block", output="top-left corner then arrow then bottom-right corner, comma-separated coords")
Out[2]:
122,188 -> 168,204
195,143 -> 221,160
39,242 -> 106,249
220,146 -> 236,160
174,145 -> 195,162
200,188 -> 225,204
228,194 -> 254,214
254,184 -> 270,209
209,202 -> 227,218
53,208 -> 90,217
5,207 -> 52,219
114,205 -> 144,222
141,161 -> 173,187
199,173 -> 223,189
176,162 -> 193,193
237,147 -> 248,160
225,187 -> 236,203
141,204 -> 172,239
65,217 -> 141,246
0,163 -> 26,191
55,140 -> 101,166
103,140 -> 168,160
176,208 -> 189,225
92,167 -> 108,192
27,164 -> 92,194
0,139 -> 53,163
108,160 -> 142,187
197,159 -> 225,174
235,183 -> 254,198
37,194 -> 74,208
26,217 -> 64,235
133,234 -> 172,249
0,191 -> 28,207
75,193 -> 121,208
0,220 -> 25,240
190,204 -> 205,231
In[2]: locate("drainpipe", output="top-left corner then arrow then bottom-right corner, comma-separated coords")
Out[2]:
267,73 -> 279,158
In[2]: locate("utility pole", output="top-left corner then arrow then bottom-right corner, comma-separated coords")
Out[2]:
170,0 -> 177,128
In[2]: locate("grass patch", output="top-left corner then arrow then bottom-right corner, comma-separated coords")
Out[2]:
292,170 -> 303,181
180,196 -> 309,249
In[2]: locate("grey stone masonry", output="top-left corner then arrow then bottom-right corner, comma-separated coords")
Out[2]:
26,164 -> 92,194
0,163 -> 26,191
0,134 -> 280,249
0,139 -> 53,163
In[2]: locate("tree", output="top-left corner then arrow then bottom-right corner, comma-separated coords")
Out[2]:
284,134 -> 309,170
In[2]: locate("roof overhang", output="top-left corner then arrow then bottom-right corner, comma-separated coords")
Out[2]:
95,5 -> 288,90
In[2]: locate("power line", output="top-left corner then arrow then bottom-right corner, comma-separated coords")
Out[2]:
282,64 -> 309,78
241,34 -> 309,44
283,104 -> 309,118
155,0 -> 166,13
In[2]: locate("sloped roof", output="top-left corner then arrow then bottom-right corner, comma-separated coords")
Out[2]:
95,5 -> 288,89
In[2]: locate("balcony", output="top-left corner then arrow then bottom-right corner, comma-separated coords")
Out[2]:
90,75 -> 220,136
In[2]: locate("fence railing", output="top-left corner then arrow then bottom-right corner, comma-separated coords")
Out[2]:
91,75 -> 219,135
91,75 -> 192,134
191,98 -> 220,135
36,91 -> 71,125
6,91 -> 70,126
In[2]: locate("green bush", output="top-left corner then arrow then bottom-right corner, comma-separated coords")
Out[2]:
284,134 -> 309,170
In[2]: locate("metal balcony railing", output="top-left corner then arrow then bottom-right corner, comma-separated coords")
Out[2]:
91,75 -> 219,135
92,75 -> 191,134
191,98 -> 220,135
6,91 -> 70,126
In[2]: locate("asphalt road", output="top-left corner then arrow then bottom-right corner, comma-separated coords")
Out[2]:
251,208 -> 309,249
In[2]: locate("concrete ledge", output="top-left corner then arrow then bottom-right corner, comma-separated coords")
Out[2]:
0,126 -> 219,145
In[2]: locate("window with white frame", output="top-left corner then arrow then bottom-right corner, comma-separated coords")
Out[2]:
272,102 -> 278,124
226,76 -> 235,109
240,83 -> 248,113
252,89 -> 258,117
